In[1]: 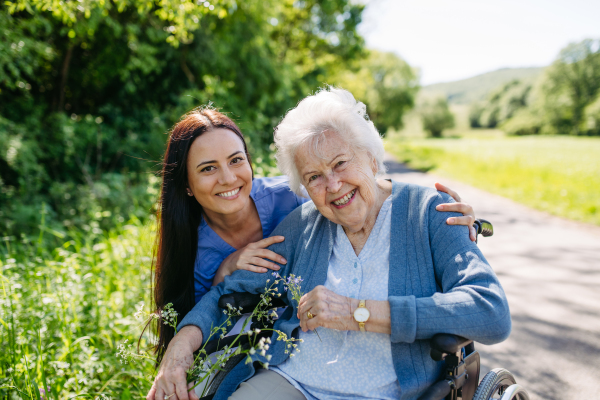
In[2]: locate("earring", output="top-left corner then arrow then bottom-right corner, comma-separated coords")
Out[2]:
186,189 -> 194,197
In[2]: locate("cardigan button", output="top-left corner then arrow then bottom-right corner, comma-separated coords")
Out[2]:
352,278 -> 358,284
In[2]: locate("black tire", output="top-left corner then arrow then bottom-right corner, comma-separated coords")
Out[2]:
204,353 -> 246,397
473,368 -> 529,400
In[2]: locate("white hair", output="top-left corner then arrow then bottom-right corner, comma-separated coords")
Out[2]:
274,87 -> 386,195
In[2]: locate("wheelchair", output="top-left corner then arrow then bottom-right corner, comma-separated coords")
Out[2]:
197,219 -> 530,400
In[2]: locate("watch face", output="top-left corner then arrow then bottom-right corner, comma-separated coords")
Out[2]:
354,307 -> 370,323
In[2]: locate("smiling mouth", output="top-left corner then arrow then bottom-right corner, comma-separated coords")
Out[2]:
332,189 -> 356,206
216,187 -> 241,198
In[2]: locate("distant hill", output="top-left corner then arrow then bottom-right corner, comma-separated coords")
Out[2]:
421,67 -> 545,105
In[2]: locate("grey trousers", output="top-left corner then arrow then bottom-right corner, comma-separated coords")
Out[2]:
228,368 -> 306,400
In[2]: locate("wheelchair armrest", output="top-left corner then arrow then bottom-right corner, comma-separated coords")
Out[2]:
218,292 -> 287,311
417,379 -> 453,400
430,334 -> 473,361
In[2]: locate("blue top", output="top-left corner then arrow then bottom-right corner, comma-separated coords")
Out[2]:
194,176 -> 308,302
273,196 -> 400,399
180,181 -> 511,400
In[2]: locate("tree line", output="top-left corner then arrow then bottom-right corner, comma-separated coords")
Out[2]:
0,0 -> 418,237
470,39 -> 600,136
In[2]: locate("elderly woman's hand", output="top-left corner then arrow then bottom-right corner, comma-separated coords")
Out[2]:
146,326 -> 203,400
296,286 -> 357,332
434,182 -> 477,241
296,286 -> 393,334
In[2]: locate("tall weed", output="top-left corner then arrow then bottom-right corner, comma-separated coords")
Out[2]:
0,214 -> 155,399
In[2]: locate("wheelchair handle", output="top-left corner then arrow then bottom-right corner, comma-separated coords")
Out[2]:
474,218 -> 493,237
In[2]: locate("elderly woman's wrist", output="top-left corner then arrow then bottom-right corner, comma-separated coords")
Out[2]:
348,297 -> 360,330
175,325 -> 204,352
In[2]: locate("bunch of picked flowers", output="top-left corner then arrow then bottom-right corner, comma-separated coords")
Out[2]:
118,274 -> 310,397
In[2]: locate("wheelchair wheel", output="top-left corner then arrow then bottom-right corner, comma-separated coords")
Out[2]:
473,368 -> 529,400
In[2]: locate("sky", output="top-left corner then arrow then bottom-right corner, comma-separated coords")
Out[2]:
358,0 -> 600,85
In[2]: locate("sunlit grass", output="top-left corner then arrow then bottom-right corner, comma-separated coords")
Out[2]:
0,217 -> 156,399
385,135 -> 600,226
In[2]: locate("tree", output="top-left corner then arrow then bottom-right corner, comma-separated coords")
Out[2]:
540,38 -> 600,135
583,94 -> 600,135
331,50 -> 418,135
0,0 -> 368,235
420,98 -> 455,138
468,80 -> 532,128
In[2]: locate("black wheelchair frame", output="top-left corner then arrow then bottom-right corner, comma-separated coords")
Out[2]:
197,219 -> 530,400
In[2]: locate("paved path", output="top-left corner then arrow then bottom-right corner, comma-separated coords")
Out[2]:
383,154 -> 600,400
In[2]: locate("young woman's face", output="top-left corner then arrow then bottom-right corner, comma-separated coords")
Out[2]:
186,128 -> 253,217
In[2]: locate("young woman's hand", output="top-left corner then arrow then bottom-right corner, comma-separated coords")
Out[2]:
434,182 -> 477,241
212,236 -> 287,285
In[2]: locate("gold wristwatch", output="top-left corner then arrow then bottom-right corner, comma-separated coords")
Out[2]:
353,299 -> 370,332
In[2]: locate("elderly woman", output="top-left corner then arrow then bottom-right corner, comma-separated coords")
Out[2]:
147,88 -> 511,400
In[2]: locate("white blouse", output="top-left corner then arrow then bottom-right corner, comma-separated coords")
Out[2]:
273,196 -> 401,400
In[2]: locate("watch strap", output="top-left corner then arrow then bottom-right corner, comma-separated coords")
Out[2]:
358,299 -> 367,332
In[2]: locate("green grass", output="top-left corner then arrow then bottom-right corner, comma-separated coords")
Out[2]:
385,135 -> 600,226
0,216 -> 156,399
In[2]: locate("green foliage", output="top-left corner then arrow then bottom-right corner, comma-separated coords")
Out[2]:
469,79 -> 532,128
0,218 -> 156,398
472,39 -> 600,136
420,98 -> 455,138
500,108 -> 542,136
583,94 -> 600,135
385,136 -> 600,225
0,0 -> 368,236
540,39 -> 600,135
332,50 -> 419,135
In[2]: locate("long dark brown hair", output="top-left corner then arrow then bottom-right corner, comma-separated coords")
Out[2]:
153,107 -> 252,362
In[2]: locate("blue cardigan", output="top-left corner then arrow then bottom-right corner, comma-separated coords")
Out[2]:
179,181 -> 511,400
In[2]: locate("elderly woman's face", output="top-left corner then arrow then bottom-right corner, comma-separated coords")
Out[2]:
295,132 -> 379,233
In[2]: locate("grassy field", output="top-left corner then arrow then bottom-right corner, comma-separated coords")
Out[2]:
0,218 -> 155,399
385,134 -> 600,226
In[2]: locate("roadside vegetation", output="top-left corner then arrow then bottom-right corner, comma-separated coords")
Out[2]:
0,0 -> 418,238
469,39 -> 600,136
0,217 -> 155,398
386,135 -> 600,225
388,38 -> 600,226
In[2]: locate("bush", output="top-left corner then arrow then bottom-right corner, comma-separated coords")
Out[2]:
420,98 -> 455,138
0,219 -> 156,398
0,0 -> 370,236
469,80 -> 532,128
501,108 -> 542,136
583,94 -> 600,135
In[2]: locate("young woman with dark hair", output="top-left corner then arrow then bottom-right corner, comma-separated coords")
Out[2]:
152,107 -> 477,363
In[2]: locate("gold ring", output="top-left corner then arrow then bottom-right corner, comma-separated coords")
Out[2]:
307,311 -> 314,319
164,394 -> 175,400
